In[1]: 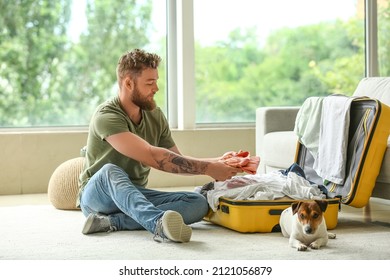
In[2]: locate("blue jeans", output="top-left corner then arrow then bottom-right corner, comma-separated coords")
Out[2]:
80,163 -> 209,234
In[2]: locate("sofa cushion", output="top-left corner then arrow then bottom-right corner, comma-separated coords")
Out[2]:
262,131 -> 297,173
353,77 -> 390,105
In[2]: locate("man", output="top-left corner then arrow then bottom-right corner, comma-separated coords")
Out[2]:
78,49 -> 241,243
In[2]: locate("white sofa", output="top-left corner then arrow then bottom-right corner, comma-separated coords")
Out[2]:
256,77 -> 390,201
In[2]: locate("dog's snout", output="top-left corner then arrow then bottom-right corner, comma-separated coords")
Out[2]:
304,226 -> 313,234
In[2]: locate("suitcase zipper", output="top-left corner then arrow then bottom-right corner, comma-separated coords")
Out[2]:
363,108 -> 370,137
345,101 -> 382,205
329,182 -> 336,192
342,107 -> 372,203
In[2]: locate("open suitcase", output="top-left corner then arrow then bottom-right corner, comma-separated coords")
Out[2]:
204,96 -> 390,233
296,97 -> 390,207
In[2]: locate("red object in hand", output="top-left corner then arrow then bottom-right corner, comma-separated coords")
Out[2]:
221,150 -> 260,174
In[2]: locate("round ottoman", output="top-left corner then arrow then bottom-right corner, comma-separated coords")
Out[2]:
48,157 -> 85,210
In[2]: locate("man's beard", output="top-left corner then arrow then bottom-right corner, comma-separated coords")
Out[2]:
131,84 -> 156,111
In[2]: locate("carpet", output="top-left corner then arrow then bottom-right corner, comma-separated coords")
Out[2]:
1,204 -> 389,260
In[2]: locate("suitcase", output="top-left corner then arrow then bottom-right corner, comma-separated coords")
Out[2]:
204,96 -> 390,233
204,197 -> 340,233
295,97 -> 390,208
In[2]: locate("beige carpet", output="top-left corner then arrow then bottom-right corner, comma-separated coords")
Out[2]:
0,203 -> 389,260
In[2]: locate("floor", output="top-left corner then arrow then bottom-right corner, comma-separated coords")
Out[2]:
1,191 -> 389,264
0,191 -> 389,226
0,193 -> 51,206
339,197 -> 390,225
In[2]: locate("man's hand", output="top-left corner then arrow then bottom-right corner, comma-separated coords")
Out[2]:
206,161 -> 241,181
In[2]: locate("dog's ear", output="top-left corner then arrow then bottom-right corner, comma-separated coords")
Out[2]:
291,201 -> 302,215
315,200 -> 328,212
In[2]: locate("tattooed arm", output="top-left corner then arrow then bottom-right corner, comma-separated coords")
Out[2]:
154,149 -> 209,174
168,145 -> 228,163
106,132 -> 240,181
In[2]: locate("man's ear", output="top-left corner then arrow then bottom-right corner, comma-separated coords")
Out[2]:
124,77 -> 134,90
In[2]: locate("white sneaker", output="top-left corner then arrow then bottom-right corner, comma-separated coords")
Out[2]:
82,213 -> 116,234
153,210 -> 192,243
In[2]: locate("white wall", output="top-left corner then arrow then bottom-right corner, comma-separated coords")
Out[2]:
0,128 -> 255,195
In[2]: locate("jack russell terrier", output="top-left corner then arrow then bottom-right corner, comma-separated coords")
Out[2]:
279,200 -> 336,251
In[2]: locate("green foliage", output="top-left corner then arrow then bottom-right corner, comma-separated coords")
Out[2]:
0,0 -> 72,125
0,0 -> 153,126
0,2 -> 389,126
378,3 -> 390,76
195,18 -> 367,123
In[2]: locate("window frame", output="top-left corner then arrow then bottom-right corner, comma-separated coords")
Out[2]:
365,0 -> 379,77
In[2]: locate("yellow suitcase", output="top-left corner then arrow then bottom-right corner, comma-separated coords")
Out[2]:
204,197 -> 339,233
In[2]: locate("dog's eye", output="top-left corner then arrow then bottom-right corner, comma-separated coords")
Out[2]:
313,213 -> 319,219
299,213 -> 305,219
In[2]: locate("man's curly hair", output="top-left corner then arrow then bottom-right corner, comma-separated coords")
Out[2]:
116,49 -> 161,86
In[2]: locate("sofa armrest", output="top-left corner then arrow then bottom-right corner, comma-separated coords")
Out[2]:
256,106 -> 300,172
256,106 -> 300,134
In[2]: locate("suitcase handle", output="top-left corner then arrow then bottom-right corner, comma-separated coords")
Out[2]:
269,209 -> 284,215
221,205 -> 229,214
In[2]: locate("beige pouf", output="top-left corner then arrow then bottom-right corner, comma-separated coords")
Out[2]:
48,157 -> 85,210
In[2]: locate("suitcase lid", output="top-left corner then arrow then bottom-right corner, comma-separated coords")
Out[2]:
294,97 -> 390,207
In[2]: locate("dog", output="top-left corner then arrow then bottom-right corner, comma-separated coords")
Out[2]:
279,200 -> 336,251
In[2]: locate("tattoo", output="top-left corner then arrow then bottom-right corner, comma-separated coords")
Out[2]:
155,151 -> 209,174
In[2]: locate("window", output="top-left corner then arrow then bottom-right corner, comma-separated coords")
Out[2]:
378,0 -> 390,76
0,0 -> 166,127
193,0 -> 364,123
0,0 -> 384,128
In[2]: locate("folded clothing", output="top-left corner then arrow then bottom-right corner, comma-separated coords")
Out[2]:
221,150 -> 260,174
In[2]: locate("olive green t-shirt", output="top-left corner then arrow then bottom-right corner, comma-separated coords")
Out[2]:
77,96 -> 175,206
